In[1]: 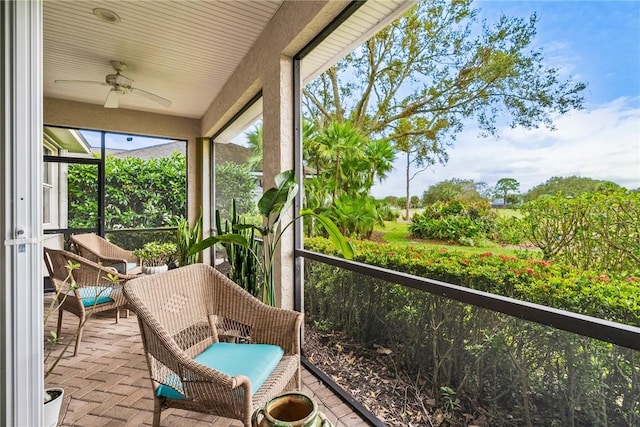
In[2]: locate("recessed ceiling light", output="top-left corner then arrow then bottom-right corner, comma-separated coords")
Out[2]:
93,8 -> 121,24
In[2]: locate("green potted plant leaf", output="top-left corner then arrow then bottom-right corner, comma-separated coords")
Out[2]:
189,170 -> 353,306
133,242 -> 177,274
176,211 -> 203,267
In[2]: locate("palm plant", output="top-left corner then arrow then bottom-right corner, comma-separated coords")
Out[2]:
190,170 -> 353,306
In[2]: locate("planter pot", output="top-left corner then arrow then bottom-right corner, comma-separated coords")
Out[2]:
252,392 -> 331,427
44,387 -> 64,427
142,264 -> 168,275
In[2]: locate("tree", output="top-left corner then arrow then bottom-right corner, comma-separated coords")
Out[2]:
494,178 -> 520,208
305,120 -> 394,203
523,176 -> 620,202
245,124 -> 263,172
303,0 -> 585,203
214,162 -> 257,220
421,178 -> 486,205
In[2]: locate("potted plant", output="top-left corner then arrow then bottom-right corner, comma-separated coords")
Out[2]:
189,170 -> 353,306
133,241 -> 177,274
175,212 -> 203,267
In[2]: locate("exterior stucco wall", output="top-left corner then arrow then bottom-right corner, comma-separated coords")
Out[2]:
200,1 -> 348,310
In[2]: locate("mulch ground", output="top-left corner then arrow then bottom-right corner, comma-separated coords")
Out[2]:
304,324 -> 489,427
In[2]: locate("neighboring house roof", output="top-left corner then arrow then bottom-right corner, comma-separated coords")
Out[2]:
107,141 -> 255,169
43,126 -> 92,154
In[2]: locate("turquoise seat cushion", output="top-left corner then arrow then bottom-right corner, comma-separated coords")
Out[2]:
71,286 -> 114,307
156,342 -> 284,400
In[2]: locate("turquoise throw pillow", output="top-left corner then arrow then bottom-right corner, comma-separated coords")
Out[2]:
72,286 -> 113,307
156,342 -> 284,400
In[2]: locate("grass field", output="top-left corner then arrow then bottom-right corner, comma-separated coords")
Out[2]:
373,219 -> 539,257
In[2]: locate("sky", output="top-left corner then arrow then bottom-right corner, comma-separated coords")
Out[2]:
371,0 -> 640,198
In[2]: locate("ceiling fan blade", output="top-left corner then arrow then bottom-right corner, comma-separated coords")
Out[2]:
115,73 -> 133,86
131,87 -> 172,107
104,89 -> 120,108
54,80 -> 106,87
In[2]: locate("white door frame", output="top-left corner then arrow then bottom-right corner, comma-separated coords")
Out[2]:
1,0 -> 44,425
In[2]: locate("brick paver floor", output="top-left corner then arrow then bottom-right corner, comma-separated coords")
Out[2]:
44,301 -> 371,427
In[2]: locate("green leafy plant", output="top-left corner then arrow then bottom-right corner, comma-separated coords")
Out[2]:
175,212 -> 203,267
215,200 -> 261,297
190,170 -> 354,306
133,241 -> 177,267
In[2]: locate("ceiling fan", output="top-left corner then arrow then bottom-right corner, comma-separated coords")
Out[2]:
55,61 -> 172,109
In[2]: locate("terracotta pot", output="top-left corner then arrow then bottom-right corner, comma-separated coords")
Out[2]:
251,392 -> 332,427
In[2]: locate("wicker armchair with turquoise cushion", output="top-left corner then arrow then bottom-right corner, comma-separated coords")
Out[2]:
43,247 -> 138,356
71,232 -> 141,274
123,264 -> 303,427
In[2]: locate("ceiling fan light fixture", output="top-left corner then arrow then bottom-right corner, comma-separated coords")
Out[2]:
93,8 -> 121,24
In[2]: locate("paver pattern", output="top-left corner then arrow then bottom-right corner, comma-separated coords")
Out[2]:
45,301 -> 371,427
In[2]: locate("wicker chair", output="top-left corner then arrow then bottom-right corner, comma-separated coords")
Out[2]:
71,233 -> 141,274
123,264 -> 302,427
43,247 -> 139,356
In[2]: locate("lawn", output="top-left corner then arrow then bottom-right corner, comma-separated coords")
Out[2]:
372,220 -> 539,257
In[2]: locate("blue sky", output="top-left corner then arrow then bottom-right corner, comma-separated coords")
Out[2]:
372,0 -> 640,197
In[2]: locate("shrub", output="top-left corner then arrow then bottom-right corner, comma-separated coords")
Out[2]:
521,189 -> 640,274
305,237 -> 640,326
304,237 -> 640,426
489,216 -> 527,245
409,200 -> 496,245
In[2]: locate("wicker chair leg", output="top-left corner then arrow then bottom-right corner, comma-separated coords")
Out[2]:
152,397 -> 162,427
115,307 -> 120,324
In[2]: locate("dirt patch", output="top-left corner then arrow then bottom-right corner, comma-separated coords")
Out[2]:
304,324 -> 488,427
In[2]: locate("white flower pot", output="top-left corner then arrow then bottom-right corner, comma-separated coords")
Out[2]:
142,264 -> 168,275
44,387 -> 64,427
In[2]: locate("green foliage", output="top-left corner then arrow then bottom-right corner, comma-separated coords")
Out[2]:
132,241 -> 177,267
409,199 -> 496,245
305,237 -> 640,326
304,238 -> 640,426
421,178 -> 487,205
215,201 -> 261,297
214,162 -> 257,221
67,152 -> 186,230
327,194 -> 384,239
376,200 -> 400,222
521,189 -> 640,274
524,175 -> 621,202
175,212 -> 202,267
191,170 -> 353,306
304,0 -> 585,221
489,215 -> 527,245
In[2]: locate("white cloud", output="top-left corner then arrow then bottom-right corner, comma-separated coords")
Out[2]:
372,97 -> 640,198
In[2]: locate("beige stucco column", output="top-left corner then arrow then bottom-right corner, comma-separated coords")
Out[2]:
189,137 -> 211,265
262,55 -> 295,310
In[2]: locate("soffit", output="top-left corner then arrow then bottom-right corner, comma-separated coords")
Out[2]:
301,0 -> 417,83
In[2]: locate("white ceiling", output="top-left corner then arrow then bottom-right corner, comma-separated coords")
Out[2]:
44,0 -> 283,119
43,0 -> 416,121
